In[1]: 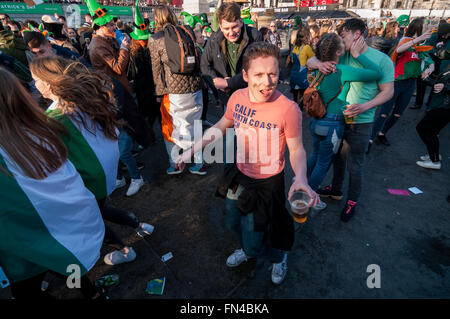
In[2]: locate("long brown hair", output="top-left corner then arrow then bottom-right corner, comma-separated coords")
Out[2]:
154,5 -> 178,31
0,67 -> 68,179
30,56 -> 119,140
405,18 -> 424,38
294,24 -> 311,46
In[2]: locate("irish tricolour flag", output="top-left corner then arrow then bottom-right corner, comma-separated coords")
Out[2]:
0,149 -> 105,283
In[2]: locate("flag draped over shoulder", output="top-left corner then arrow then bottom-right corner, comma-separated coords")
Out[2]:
46,103 -> 119,200
0,150 -> 105,283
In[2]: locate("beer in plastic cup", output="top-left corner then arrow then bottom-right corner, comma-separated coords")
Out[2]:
344,105 -> 354,124
289,191 -> 312,223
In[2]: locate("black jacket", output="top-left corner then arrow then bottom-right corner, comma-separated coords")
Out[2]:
200,25 -> 262,103
128,45 -> 157,118
216,164 -> 295,252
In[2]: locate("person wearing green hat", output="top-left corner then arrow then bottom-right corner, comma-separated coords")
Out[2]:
293,16 -> 302,30
128,0 -> 158,145
396,14 -> 409,38
86,0 -> 131,93
198,13 -> 210,27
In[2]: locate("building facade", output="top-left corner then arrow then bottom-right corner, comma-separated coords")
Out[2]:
341,0 -> 448,10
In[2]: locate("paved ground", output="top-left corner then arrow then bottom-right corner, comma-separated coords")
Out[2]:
1,83 -> 449,300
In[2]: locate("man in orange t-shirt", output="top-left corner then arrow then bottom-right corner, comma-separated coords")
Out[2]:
176,42 -> 318,285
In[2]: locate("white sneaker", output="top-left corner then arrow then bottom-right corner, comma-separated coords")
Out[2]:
416,160 -> 441,170
420,154 -> 442,161
115,177 -> 126,189
126,177 -> 144,196
271,255 -> 288,285
226,249 -> 248,267
136,222 -> 154,238
104,247 -> 136,265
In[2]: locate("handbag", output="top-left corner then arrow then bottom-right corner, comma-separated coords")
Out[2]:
303,72 -> 345,119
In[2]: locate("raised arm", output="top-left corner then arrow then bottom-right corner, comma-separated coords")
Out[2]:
175,115 -> 234,170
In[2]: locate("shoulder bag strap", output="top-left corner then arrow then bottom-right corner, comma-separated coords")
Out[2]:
326,81 -> 346,105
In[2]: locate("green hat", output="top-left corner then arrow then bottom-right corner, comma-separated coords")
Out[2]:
241,7 -> 254,25
397,15 -> 410,27
293,16 -> 302,30
130,0 -> 150,40
180,11 -> 202,29
198,13 -> 209,26
83,0 -> 116,27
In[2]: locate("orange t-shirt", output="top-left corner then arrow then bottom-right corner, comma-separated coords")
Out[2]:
225,88 -> 302,179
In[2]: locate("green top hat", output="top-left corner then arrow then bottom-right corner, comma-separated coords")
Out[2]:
180,11 -> 202,29
130,0 -> 150,40
397,14 -> 410,27
198,13 -> 210,26
83,0 -> 116,27
293,16 -> 302,30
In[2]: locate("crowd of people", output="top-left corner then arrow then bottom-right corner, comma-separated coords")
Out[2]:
0,0 -> 449,299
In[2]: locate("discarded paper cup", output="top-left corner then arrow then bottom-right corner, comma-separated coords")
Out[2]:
289,191 -> 312,223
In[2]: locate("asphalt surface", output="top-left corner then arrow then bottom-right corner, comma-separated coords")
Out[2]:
1,82 -> 449,300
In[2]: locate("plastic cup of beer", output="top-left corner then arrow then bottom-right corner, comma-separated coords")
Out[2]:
344,106 -> 354,124
289,191 -> 312,223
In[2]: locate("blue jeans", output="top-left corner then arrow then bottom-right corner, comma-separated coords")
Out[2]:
371,78 -> 416,140
225,193 -> 284,264
332,123 -> 373,202
307,114 -> 345,191
117,129 -> 140,180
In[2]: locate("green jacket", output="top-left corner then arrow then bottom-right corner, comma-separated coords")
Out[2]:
0,30 -> 30,67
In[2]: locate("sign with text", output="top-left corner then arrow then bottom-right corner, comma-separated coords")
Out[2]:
0,2 -> 63,15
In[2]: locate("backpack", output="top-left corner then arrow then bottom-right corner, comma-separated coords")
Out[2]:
303,72 -> 344,119
289,45 -> 309,90
163,24 -> 199,75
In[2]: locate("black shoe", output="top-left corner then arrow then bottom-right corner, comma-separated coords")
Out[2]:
410,105 -> 421,110
340,200 -> 357,222
376,135 -> 390,146
316,185 -> 343,200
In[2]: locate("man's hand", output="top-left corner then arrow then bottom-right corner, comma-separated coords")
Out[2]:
421,64 -> 435,79
344,103 -> 369,117
121,34 -> 130,49
433,83 -> 444,93
318,61 -> 336,75
213,77 -> 228,90
288,179 -> 319,207
175,148 -> 193,172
